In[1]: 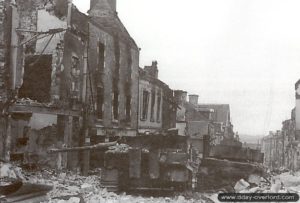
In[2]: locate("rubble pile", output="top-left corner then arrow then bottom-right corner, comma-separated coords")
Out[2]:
201,171 -> 300,203
0,162 -> 209,202
84,192 -> 208,203
23,169 -> 206,203
273,171 -> 300,193
0,162 -> 24,180
229,175 -> 287,194
23,169 -> 102,200
8,161 -> 300,203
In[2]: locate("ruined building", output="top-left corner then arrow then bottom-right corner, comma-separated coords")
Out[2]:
138,61 -> 176,134
173,91 -> 215,161
197,104 -> 235,144
0,0 -> 139,172
261,80 -> 300,171
282,109 -> 299,171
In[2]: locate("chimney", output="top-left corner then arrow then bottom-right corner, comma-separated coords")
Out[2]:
189,94 -> 199,106
108,0 -> 116,12
67,0 -> 72,28
89,0 -> 116,18
144,61 -> 158,79
174,90 -> 187,106
295,79 -> 300,140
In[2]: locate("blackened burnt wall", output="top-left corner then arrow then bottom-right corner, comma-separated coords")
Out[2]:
0,0 -> 8,101
88,22 -> 139,132
162,88 -> 176,130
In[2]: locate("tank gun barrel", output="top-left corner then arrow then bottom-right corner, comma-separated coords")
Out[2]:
48,141 -> 117,153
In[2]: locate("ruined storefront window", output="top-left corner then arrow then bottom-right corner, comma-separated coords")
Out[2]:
141,90 -> 149,120
19,55 -> 52,103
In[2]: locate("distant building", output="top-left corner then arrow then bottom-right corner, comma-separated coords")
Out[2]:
138,61 -> 176,134
242,142 -> 261,150
173,91 -> 216,160
261,131 -> 285,170
197,104 -> 236,145
261,107 -> 300,171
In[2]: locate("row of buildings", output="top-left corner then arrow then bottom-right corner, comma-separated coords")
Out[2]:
261,81 -> 300,171
0,0 -> 237,174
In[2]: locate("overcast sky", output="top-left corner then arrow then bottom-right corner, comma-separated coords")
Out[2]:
73,0 -> 300,136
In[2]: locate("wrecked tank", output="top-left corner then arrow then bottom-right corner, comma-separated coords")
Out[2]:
101,132 -> 197,192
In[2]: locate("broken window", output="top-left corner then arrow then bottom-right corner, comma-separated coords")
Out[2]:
141,90 -> 149,120
112,74 -> 119,121
95,42 -> 105,119
112,39 -> 120,121
125,82 -> 131,122
150,88 -> 156,122
70,55 -> 80,100
98,42 -> 105,72
112,88 -> 119,120
112,76 -> 119,121
125,46 -> 132,123
96,86 -> 104,119
19,55 -> 52,103
157,91 -> 162,122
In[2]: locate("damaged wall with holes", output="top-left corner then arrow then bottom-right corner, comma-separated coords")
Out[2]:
1,0 -> 141,171
15,0 -> 73,104
9,112 -> 82,170
13,0 -> 86,108
0,0 -> 86,170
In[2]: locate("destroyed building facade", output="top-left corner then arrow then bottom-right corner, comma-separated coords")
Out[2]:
0,0 -> 139,172
0,0 -> 85,169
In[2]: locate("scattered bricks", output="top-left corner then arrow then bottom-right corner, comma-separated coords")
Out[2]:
67,197 -> 81,203
270,178 -> 282,193
79,183 -> 94,193
248,186 -> 260,193
248,174 -> 262,185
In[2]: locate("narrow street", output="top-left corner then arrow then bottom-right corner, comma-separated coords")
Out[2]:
0,0 -> 300,202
